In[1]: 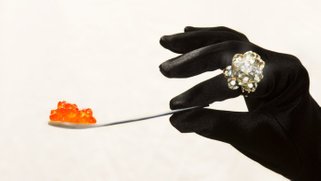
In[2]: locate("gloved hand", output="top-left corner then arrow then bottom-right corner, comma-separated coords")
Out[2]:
159,26 -> 321,181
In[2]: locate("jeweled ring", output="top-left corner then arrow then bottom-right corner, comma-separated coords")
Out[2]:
223,51 -> 265,94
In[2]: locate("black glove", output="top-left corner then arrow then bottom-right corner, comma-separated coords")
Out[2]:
159,26 -> 321,181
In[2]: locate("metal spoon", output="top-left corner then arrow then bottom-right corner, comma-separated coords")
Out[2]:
48,106 -> 202,129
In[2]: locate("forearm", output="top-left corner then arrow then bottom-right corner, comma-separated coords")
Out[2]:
294,94 -> 321,180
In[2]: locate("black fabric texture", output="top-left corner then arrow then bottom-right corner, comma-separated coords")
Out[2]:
159,26 -> 321,180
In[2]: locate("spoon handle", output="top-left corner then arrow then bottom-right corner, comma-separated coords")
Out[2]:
99,106 -> 201,127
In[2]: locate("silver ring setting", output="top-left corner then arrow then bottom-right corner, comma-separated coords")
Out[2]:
223,51 -> 265,94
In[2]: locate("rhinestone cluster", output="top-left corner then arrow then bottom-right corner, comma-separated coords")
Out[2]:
223,51 -> 265,93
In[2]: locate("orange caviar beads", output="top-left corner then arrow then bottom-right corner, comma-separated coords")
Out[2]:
49,101 -> 96,124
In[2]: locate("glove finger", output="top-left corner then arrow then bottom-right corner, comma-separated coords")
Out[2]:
184,26 -> 248,40
159,41 -> 268,78
170,108 -> 270,145
170,108 -> 254,143
160,30 -> 248,54
170,74 -> 241,109
170,70 -> 273,110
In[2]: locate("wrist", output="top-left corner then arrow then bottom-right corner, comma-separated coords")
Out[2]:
295,93 -> 321,180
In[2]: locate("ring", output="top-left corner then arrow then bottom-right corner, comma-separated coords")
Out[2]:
223,51 -> 265,94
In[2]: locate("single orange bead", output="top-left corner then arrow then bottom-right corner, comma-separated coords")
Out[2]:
88,117 -> 96,123
84,108 -> 93,116
57,101 -> 66,109
50,112 -> 61,121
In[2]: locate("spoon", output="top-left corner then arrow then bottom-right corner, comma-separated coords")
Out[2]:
48,106 -> 202,129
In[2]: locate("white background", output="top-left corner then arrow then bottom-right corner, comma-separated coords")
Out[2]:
0,0 -> 320,180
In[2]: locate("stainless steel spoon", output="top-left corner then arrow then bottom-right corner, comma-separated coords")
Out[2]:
48,106 -> 201,129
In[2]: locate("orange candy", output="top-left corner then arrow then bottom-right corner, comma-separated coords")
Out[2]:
49,101 -> 96,124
